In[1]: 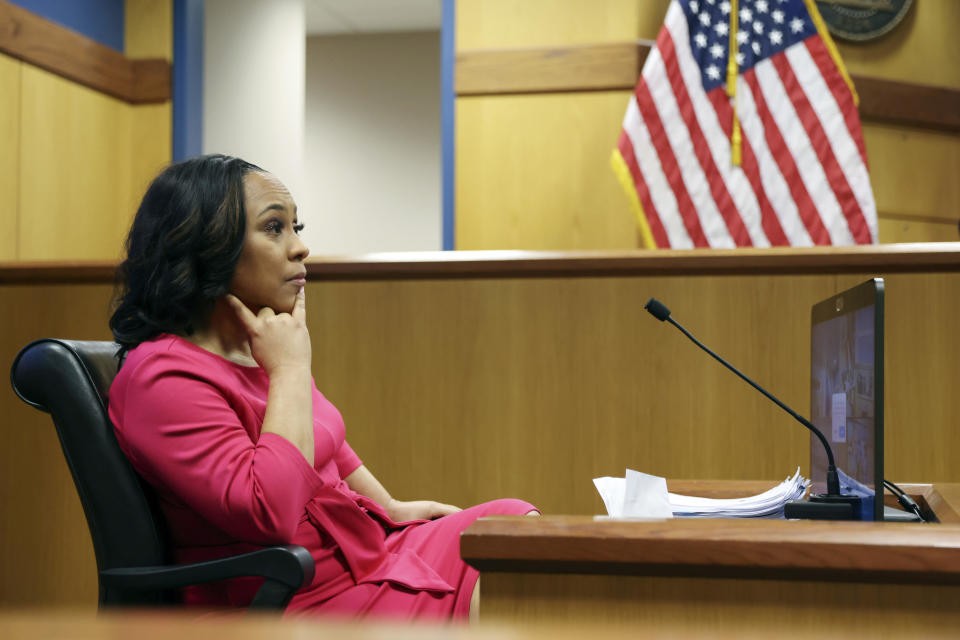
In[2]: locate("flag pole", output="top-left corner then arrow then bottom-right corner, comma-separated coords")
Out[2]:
727,0 -> 742,166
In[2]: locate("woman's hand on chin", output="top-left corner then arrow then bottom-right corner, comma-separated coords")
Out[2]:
225,288 -> 311,376
387,499 -> 461,522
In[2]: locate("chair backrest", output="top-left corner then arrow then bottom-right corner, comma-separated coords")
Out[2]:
11,339 -> 173,606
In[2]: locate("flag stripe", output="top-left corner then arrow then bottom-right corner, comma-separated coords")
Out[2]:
667,8 -> 775,248
635,78 -> 710,247
733,75 -> 814,246
788,43 -> 877,242
753,59 -> 851,244
804,36 -> 867,168
623,96 -> 693,248
645,47 -> 734,247
706,89 -> 789,246
771,53 -> 870,243
658,24 -> 754,246
617,130 -> 671,248
743,67 -> 831,244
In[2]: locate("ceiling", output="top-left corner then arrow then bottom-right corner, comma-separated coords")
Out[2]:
305,0 -> 443,35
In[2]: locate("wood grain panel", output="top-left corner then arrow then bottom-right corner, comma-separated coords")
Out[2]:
454,44 -> 960,133
456,0 -> 667,50
3,243 -> 960,282
18,64 -> 132,261
0,283 -> 115,607
878,216 -> 959,243
463,512 -> 960,580
124,0 -> 172,241
456,43 -> 648,96
2,262 -> 958,605
864,122 -> 960,226
124,102 -> 171,237
0,53 -> 18,260
833,0 -> 960,89
0,0 -> 169,103
309,272 -> 960,517
856,75 -> 960,133
125,0 -> 173,60
456,92 -> 637,250
479,572 -> 960,634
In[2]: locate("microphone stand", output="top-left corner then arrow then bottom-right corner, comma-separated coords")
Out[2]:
645,299 -> 862,520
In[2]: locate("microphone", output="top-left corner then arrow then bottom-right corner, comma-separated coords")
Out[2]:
644,298 -> 862,520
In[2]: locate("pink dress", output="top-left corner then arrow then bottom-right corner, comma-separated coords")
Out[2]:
108,334 -> 536,620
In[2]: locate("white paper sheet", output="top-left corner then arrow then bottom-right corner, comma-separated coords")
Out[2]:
624,469 -> 674,518
593,468 -> 809,519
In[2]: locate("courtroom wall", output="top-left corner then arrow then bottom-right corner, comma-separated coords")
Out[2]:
304,32 -> 442,255
202,0 -> 305,208
0,0 -> 172,262
454,0 -> 960,249
3,266 -> 959,606
833,2 -> 960,242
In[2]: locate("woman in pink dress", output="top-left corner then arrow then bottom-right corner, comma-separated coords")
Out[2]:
108,154 -> 537,620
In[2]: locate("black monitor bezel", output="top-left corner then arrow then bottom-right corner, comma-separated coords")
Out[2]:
810,278 -> 884,521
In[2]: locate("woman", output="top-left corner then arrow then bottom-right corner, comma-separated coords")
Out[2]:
109,154 -> 537,620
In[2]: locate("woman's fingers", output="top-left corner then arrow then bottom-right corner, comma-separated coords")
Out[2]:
432,502 -> 462,518
292,286 -> 306,323
224,294 -> 259,332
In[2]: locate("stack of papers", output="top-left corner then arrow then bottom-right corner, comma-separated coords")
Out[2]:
593,468 -> 810,519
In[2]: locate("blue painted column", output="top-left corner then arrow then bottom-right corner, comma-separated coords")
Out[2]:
441,0 -> 455,250
173,0 -> 204,161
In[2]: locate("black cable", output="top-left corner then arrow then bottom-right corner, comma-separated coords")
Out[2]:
883,479 -> 926,522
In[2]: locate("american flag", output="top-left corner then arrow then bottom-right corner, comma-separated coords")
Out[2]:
612,0 -> 877,248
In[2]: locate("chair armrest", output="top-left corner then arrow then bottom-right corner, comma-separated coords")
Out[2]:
100,544 -> 315,609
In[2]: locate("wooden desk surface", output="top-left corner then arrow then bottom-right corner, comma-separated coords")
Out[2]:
463,481 -> 960,635
462,482 -> 960,584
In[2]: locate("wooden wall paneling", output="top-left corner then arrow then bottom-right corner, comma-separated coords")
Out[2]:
0,53 -> 18,260
855,76 -> 960,133
18,65 -> 132,261
454,0 -> 959,250
310,271 -> 960,516
0,284 -> 115,607
833,1 -> 960,90
455,92 -> 638,250
456,43 -> 647,96
125,0 -> 173,60
455,0 -> 659,252
124,0 -> 173,239
479,572 -> 960,634
124,101 -> 171,237
878,217 -> 959,244
454,45 -> 960,134
845,272 -> 960,483
865,123 -> 960,241
2,260 -> 958,606
456,0 -> 667,50
0,0 -> 170,104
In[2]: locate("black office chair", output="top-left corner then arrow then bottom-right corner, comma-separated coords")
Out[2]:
10,339 -> 314,610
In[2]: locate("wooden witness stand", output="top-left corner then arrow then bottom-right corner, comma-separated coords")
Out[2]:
463,481 -> 960,636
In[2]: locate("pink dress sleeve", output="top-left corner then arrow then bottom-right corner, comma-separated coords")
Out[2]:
112,350 -> 325,545
335,440 -> 363,479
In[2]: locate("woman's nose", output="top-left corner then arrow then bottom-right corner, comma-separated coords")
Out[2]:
291,234 -> 310,261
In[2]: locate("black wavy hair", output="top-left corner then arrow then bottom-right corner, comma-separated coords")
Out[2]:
110,154 -> 262,359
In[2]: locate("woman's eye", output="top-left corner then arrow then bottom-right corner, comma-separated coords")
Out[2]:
265,220 -> 283,234
293,223 -> 305,235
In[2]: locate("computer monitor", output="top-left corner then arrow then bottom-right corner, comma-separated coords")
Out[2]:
809,278 -> 884,521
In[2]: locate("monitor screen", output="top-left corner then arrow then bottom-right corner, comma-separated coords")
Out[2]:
809,278 -> 884,521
